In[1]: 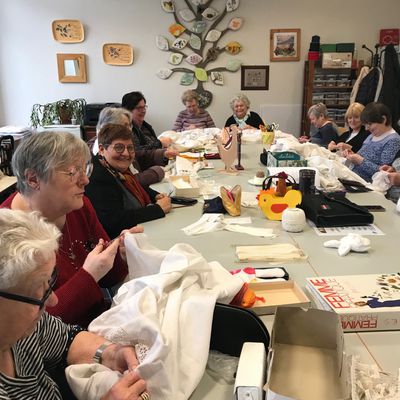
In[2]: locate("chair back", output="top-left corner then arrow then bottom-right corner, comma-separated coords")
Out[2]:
0,135 -> 15,175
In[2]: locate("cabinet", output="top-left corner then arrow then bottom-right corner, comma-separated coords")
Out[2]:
301,61 -> 354,135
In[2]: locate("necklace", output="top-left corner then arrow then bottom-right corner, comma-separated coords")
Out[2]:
59,218 -> 79,269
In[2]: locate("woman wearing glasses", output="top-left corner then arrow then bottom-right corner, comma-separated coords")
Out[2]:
85,124 -> 171,239
1,132 -> 141,327
0,209 -> 148,400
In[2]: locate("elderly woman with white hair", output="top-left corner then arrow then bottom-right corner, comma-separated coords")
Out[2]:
0,209 -> 148,400
1,131 -> 142,327
299,102 -> 339,147
225,93 -> 264,129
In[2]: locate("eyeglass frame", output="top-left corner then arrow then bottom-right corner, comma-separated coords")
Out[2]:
56,162 -> 93,181
134,105 -> 148,111
104,143 -> 135,154
0,266 -> 58,310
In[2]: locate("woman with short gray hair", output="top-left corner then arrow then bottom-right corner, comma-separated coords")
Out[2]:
225,93 -> 264,129
1,131 -> 142,327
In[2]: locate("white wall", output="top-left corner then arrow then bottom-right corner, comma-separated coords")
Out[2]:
0,0 -> 399,135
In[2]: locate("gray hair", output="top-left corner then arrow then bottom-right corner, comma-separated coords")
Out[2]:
96,107 -> 132,133
181,89 -> 199,105
0,209 -> 61,290
308,103 -> 328,119
12,131 -> 91,195
229,94 -> 251,111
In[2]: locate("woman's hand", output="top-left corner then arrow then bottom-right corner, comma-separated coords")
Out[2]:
298,135 -> 310,143
387,172 -> 400,187
336,142 -> 352,151
101,370 -> 147,400
328,141 -> 337,151
380,164 -> 396,173
164,147 -> 179,159
82,238 -> 120,282
160,137 -> 172,148
156,196 -> 172,214
345,151 -> 364,165
118,226 -> 144,262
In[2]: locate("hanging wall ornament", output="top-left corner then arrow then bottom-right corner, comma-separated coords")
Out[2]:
226,59 -> 242,71
156,35 -> 169,51
202,7 -> 219,20
225,41 -> 242,55
197,89 -> 213,109
192,21 -> 207,34
180,73 -> 195,86
186,53 -> 203,65
169,23 -> 186,37
211,71 -> 224,85
191,0 -> 207,5
179,8 -> 196,22
169,53 -> 183,65
205,29 -> 222,42
161,0 -> 174,13
172,38 -> 188,50
226,0 -> 240,12
189,34 -> 201,50
156,68 -> 173,79
195,67 -> 208,82
228,17 -> 243,31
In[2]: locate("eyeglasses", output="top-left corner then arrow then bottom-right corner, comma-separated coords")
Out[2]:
105,143 -> 135,154
134,105 -> 148,111
57,162 -> 93,181
0,267 -> 58,310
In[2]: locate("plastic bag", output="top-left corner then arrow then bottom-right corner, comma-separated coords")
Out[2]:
206,350 -> 239,384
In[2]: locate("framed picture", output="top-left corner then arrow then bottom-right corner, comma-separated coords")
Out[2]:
270,29 -> 301,62
57,54 -> 87,83
240,65 -> 269,90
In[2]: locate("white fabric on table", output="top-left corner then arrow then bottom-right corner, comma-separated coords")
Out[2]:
67,233 -> 243,400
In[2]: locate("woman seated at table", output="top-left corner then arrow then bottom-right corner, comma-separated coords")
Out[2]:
299,103 -> 339,147
1,131 -> 141,327
224,93 -> 264,130
172,89 -> 215,132
122,91 -> 177,152
85,124 -> 171,239
92,106 -> 169,188
328,102 -> 370,153
344,102 -> 400,182
0,208 -> 147,400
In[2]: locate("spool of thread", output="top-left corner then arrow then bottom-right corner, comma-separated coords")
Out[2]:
281,208 -> 306,232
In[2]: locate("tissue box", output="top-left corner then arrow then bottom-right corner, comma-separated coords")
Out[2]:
266,151 -> 307,168
248,281 -> 310,315
170,175 -> 200,198
265,307 -> 350,400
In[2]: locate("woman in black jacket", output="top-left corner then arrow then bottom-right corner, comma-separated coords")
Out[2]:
85,124 -> 171,238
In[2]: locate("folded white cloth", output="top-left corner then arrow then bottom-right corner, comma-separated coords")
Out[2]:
241,191 -> 259,208
236,243 -> 307,262
67,233 -> 243,400
324,233 -> 371,256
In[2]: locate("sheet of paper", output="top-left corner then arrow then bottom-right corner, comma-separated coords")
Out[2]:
311,223 -> 385,236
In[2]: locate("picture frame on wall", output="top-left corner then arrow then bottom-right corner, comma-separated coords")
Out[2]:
240,65 -> 269,90
270,29 -> 301,62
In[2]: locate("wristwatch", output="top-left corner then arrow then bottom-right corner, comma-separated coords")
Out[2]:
93,341 -> 112,364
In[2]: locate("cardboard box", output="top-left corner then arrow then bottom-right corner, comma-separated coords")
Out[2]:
320,43 -> 337,52
264,307 -> 350,400
248,281 -> 310,315
336,43 -> 355,53
266,151 -> 307,168
170,175 -> 200,198
307,273 -> 400,332
322,52 -> 352,68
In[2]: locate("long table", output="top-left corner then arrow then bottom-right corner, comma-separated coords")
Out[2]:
145,141 -> 400,397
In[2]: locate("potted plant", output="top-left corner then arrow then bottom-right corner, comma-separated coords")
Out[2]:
30,98 -> 86,127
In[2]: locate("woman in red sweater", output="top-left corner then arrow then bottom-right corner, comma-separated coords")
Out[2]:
1,131 -> 141,326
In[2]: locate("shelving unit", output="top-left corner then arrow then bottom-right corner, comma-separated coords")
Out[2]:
301,60 -> 354,135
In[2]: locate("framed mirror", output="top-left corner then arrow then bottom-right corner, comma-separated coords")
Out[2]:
57,53 -> 87,83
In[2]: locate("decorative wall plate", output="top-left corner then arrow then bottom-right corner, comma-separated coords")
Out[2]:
192,21 -> 207,34
52,20 -> 84,43
156,35 -> 169,51
169,53 -> 183,65
226,0 -> 240,12
161,0 -> 174,12
191,0 -> 208,5
226,59 -> 242,71
211,71 -> 224,85
180,8 -> 196,22
189,34 -> 201,50
195,67 -> 208,82
186,53 -> 203,65
157,68 -> 173,79
225,41 -> 242,55
169,23 -> 186,37
205,29 -> 221,42
202,7 -> 219,20
180,73 -> 195,85
103,43 -> 133,65
172,38 -> 187,50
228,17 -> 243,31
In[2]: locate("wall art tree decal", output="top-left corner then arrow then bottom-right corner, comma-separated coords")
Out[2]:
156,0 -> 243,108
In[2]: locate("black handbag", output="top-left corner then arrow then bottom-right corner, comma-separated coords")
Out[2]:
299,191 -> 374,227
203,196 -> 226,214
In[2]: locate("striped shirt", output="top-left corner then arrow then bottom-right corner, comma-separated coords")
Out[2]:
172,109 -> 215,132
0,313 -> 84,400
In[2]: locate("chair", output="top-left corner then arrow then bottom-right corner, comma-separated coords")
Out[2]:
210,303 -> 270,357
0,135 -> 14,176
